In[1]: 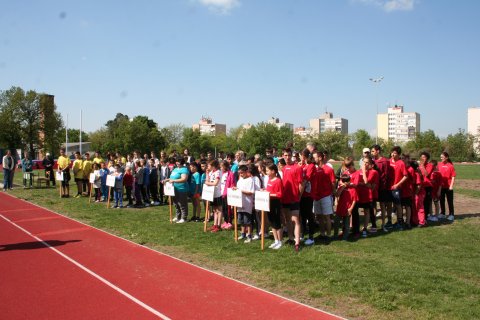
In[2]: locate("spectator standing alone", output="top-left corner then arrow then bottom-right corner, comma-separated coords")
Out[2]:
21,151 -> 33,188
2,150 -> 15,191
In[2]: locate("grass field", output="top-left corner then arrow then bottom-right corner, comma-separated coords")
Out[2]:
1,167 -> 479,319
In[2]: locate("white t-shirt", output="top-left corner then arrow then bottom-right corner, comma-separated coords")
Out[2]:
236,177 -> 254,213
209,170 -> 222,198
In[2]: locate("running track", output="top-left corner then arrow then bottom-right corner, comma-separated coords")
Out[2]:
0,192 -> 343,319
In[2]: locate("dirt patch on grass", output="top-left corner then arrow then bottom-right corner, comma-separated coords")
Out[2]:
454,180 -> 480,216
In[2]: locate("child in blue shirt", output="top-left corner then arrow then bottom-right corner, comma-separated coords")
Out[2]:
99,162 -> 110,201
113,164 -> 124,208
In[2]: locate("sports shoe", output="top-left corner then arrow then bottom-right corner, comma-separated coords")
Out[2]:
211,225 -> 221,232
304,238 -> 314,246
272,242 -> 282,250
176,219 -> 185,224
220,222 -> 228,229
268,242 -> 278,249
361,229 -> 368,238
244,237 -> 252,243
112,205 -> 118,208
225,223 -> 233,230
376,210 -> 382,217
437,213 -> 446,220
417,223 -> 426,228
252,234 -> 260,240
117,205 -> 122,209
144,203 -> 150,207
294,244 -> 300,252
447,215 -> 454,222
428,215 -> 439,222
384,221 -> 393,229
74,194 -> 81,198
95,200 -> 100,203
238,234 -> 246,240
172,217 -> 178,222
382,225 -> 389,233
369,227 -> 377,234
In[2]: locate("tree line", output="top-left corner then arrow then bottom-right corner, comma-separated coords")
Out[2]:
1,86 -> 478,162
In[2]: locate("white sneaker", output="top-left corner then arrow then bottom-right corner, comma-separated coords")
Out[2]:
176,219 -> 185,224
238,234 -> 245,240
376,211 -> 382,217
252,234 -> 260,240
144,203 -> 150,207
438,214 -> 446,220
153,201 -> 160,206
447,215 -> 454,222
268,242 -> 278,249
428,215 -> 439,222
272,241 -> 282,250
244,237 -> 252,243
304,238 -> 314,246
172,217 -> 178,222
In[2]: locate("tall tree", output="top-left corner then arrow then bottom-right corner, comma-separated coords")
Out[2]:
443,129 -> 476,162
350,129 -> 375,159
39,94 -> 63,157
0,87 -> 22,149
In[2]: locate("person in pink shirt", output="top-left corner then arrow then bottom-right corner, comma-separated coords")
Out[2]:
419,151 -> 434,220
427,160 -> 442,221
438,152 -> 456,221
410,161 -> 426,227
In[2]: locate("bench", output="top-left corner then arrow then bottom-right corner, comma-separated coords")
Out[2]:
37,177 -> 50,188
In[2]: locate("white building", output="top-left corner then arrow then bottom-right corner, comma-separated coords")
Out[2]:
468,107 -> 480,154
192,116 -> 227,136
377,105 -> 420,143
309,112 -> 348,135
267,117 -> 294,131
294,126 -> 312,138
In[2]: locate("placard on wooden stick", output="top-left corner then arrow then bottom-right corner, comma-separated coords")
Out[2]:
226,188 -> 243,208
106,175 -> 116,187
164,182 -> 175,197
201,184 -> 214,202
255,191 -> 270,212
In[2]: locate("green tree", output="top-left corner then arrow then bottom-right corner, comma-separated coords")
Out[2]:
314,131 -> 351,160
0,87 -> 23,149
404,129 -> 443,158
443,129 -> 476,162
61,129 -> 90,143
238,123 -> 293,156
350,129 -> 375,158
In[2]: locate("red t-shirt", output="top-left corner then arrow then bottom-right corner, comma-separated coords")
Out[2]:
351,169 -> 377,203
419,162 -> 433,187
123,172 -> 134,187
312,166 -> 333,200
438,162 -> 456,188
390,158 -> 407,190
401,166 -> 415,198
336,186 -> 358,217
374,156 -> 391,191
431,171 -> 442,195
266,177 -> 283,199
301,163 -> 316,198
281,163 -> 303,204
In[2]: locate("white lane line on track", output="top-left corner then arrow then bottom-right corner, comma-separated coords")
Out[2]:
0,214 -> 171,320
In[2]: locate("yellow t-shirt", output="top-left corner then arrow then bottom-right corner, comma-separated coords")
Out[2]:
93,157 -> 104,164
72,159 -> 84,179
83,160 -> 93,178
57,156 -> 70,171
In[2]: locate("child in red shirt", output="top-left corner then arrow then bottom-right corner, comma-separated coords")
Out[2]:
334,174 -> 358,240
428,160 -> 442,222
123,166 -> 134,207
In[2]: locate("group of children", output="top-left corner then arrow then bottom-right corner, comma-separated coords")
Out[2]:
55,145 -> 456,251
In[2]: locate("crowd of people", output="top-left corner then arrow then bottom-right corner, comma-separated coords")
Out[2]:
45,143 -> 457,251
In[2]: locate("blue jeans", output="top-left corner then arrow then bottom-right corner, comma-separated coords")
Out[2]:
114,190 -> 123,207
3,169 -> 11,189
101,184 -> 108,199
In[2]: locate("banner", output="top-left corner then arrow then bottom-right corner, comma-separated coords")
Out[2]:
89,173 -> 96,184
106,175 -> 116,187
227,188 -> 243,208
201,184 -> 214,202
164,181 -> 175,196
255,191 -> 270,212
55,171 -> 64,181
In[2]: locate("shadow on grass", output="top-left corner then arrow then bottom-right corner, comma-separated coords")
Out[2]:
0,239 -> 81,251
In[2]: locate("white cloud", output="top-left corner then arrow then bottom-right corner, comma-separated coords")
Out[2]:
354,0 -> 416,12
197,0 -> 240,15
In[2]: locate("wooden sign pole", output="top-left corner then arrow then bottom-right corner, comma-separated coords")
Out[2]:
261,210 -> 265,251
203,201 -> 210,232
89,183 -> 93,203
234,207 -> 238,243
169,196 -> 173,223
107,186 -> 111,208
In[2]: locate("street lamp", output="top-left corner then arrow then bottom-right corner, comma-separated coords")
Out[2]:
369,76 -> 383,143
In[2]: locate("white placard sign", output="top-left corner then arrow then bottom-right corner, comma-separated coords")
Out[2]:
106,175 -> 116,187
255,191 -> 270,212
89,173 -> 96,184
201,184 -> 214,202
55,171 -> 64,181
164,182 -> 175,196
227,188 -> 243,208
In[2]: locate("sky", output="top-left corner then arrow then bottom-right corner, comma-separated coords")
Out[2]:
1,0 -> 479,137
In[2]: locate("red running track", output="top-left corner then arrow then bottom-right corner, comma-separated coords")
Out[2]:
0,192 -> 343,320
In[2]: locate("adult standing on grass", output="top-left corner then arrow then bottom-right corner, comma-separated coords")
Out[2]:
390,146 -> 408,230
419,152 -> 434,220
371,144 -> 393,231
21,151 -> 33,189
42,152 -> 55,186
57,148 -> 71,198
167,157 -> 190,224
82,152 -> 93,196
2,150 -> 15,191
438,152 -> 456,222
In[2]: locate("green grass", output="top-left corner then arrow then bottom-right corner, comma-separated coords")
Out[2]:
456,188 -> 480,199
4,184 -> 480,320
454,164 -> 480,180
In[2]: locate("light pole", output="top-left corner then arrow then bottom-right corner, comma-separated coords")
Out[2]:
369,76 -> 383,144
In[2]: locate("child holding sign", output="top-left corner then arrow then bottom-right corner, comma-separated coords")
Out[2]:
235,165 -> 255,243
92,163 -> 102,202
204,160 -> 222,232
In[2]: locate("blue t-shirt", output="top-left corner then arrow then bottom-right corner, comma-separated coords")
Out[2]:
189,172 -> 201,195
170,167 -> 189,192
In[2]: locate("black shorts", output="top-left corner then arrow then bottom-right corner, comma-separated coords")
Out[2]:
238,211 -> 252,225
211,196 -> 223,207
401,197 -> 412,207
356,202 -> 374,210
378,189 -> 393,202
268,198 -> 282,230
282,202 -> 300,211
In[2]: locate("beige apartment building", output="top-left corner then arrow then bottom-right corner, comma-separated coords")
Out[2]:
377,105 -> 420,143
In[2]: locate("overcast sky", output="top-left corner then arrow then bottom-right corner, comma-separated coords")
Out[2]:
1,0 -> 479,137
